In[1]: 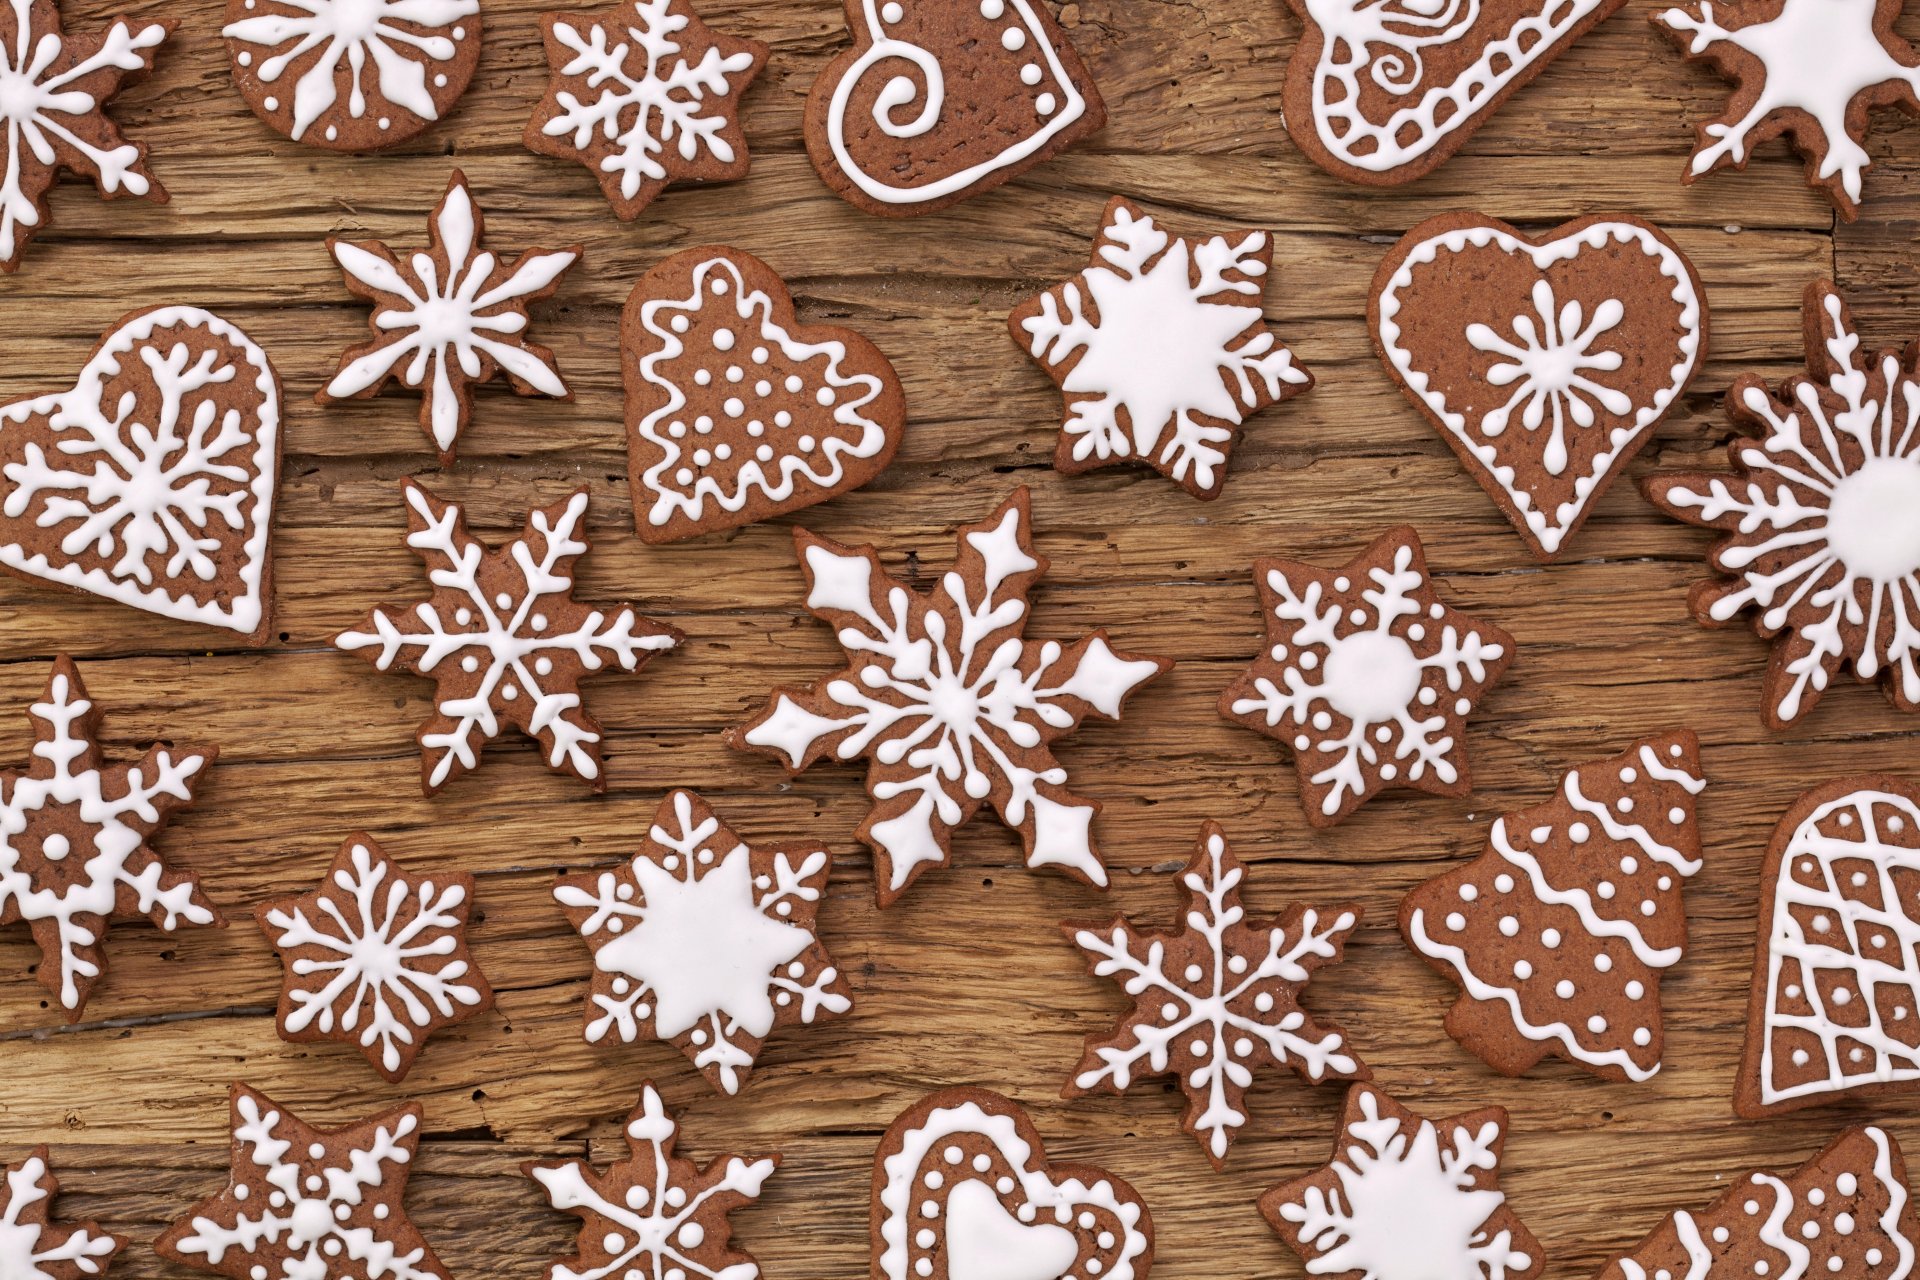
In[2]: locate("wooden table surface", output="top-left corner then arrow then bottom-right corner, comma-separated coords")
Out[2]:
5,0 -> 1920,1275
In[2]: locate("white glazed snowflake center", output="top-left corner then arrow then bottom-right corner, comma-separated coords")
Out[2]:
287,1197 -> 336,1244
0,66 -> 42,120
1825,455 -> 1920,582
1320,629 -> 1423,726
923,675 -> 983,732
327,0 -> 389,41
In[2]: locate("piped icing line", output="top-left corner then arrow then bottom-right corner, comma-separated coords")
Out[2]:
1872,1126 -> 1920,1279
1490,818 -> 1682,969
1564,761 -> 1706,877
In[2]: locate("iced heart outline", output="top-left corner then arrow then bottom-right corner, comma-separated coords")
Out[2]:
0,306 -> 281,640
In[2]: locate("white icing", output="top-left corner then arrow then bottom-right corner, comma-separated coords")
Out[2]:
876,1096 -> 1149,1280
221,0 -> 479,143
325,175 -> 576,453
1656,0 -> 1920,206
1302,0 -> 1611,175
0,1154 -> 118,1277
1018,202 -> 1309,494
945,1180 -> 1078,1280
823,0 -> 1087,204
0,665 -> 213,1011
0,0 -> 167,265
263,840 -> 486,1076
635,254 -> 889,527
0,306 -> 279,635
1378,221 -> 1703,555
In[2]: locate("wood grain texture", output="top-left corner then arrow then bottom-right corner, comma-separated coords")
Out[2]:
3,0 -> 1920,1276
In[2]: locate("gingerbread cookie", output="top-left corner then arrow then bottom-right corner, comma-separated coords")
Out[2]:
1735,775 -> 1920,1118
336,482 -> 682,794
526,1083 -> 777,1280
1065,821 -> 1366,1166
1261,1084 -> 1543,1280
0,1 -> 169,272
156,1085 -> 449,1280
221,0 -> 481,150
1402,732 -> 1706,1083
624,246 -> 906,543
873,1088 -> 1153,1280
1219,527 -> 1514,826
730,487 -> 1169,905
1653,0 -> 1920,218
1282,0 -> 1620,185
320,171 -> 581,467
1647,282 -> 1920,727
0,307 -> 281,642
1011,197 -> 1313,499
0,1149 -> 124,1279
553,790 -> 852,1094
526,0 -> 766,219
1597,1125 -> 1918,1280
1372,213 -> 1708,560
259,834 -> 492,1083
804,0 -> 1104,216
0,657 -> 219,1020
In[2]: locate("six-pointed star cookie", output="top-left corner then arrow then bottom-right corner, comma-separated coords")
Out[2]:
319,170 -> 582,465
1011,197 -> 1312,499
1064,821 -> 1367,1167
156,1085 -> 451,1280
552,789 -> 851,1095
0,0 -> 170,272
1219,527 -> 1514,826
0,1148 -> 124,1280
258,834 -> 493,1083
729,487 -> 1170,906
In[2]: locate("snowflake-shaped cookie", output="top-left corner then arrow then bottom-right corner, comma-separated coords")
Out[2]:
525,1083 -> 777,1280
527,0 -> 766,219
259,834 -> 492,1083
0,1149 -> 123,1280
337,481 -> 682,794
1065,821 -> 1367,1167
554,789 -> 851,1095
320,171 -> 581,466
1220,528 -> 1514,826
730,487 -> 1169,906
0,0 -> 169,272
1645,282 -> 1920,728
0,657 -> 219,1019
1654,0 -> 1920,217
156,1085 -> 449,1280
1262,1085 -> 1543,1280
1011,197 -> 1312,499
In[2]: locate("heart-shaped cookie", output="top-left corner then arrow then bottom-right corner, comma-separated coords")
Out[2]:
1371,213 -> 1707,560
0,306 -> 281,640
872,1088 -> 1153,1280
625,247 -> 907,544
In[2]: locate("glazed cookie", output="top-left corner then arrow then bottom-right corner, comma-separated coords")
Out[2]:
259,834 -> 492,1083
730,487 -> 1169,906
1653,0 -> 1920,218
0,1148 -> 124,1279
624,246 -> 906,543
156,1085 -> 449,1280
0,1 -> 169,272
336,482 -> 682,794
1261,1084 -> 1544,1280
553,790 -> 852,1095
804,0 -> 1105,216
221,0 -> 481,150
526,0 -> 767,219
1595,1126 -> 1919,1280
526,1083 -> 777,1280
1645,282 -> 1920,729
1219,527 -> 1514,826
1011,197 -> 1313,499
1065,821 -> 1367,1166
872,1088 -> 1153,1280
1282,0 -> 1621,185
1736,776 -> 1920,1118
1402,732 -> 1707,1082
0,657 -> 219,1020
320,171 -> 581,466
1372,213 -> 1707,559
0,307 -> 281,642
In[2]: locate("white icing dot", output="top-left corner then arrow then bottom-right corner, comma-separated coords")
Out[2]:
1458,883 -> 1477,902
1587,1014 -> 1607,1033
1021,62 -> 1042,84
1555,980 -> 1575,998
882,1 -> 904,18
1569,822 -> 1591,843
713,329 -> 736,351
1445,912 -> 1466,931
1036,91 -> 1057,114
264,96 -> 278,110
1494,874 -> 1514,893
1633,1027 -> 1651,1046
1625,980 -> 1644,999
1594,954 -> 1613,973
1513,960 -> 1533,979
1498,916 -> 1518,937
1541,928 -> 1561,948
1668,806 -> 1686,824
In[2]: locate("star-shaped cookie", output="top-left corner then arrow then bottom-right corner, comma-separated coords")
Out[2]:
0,1148 -> 124,1279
